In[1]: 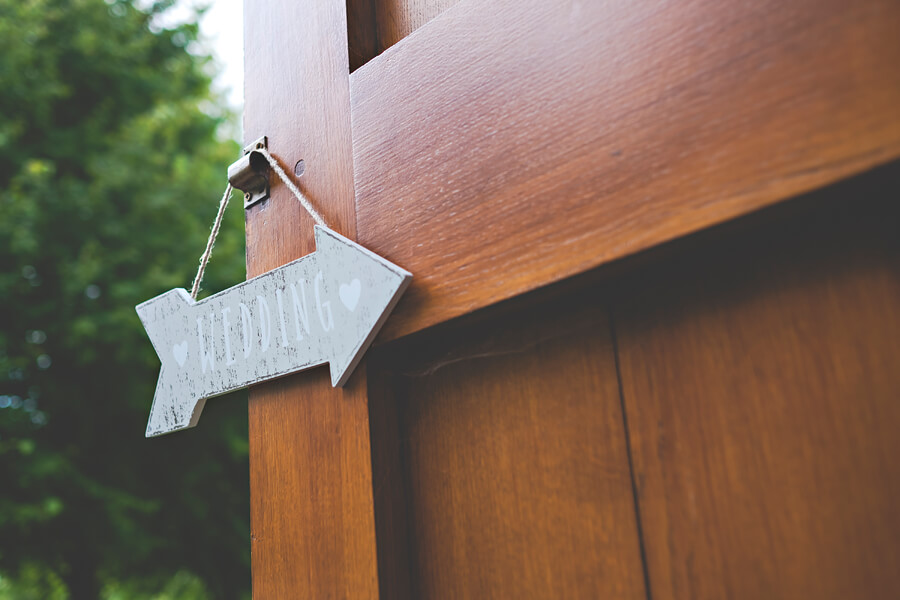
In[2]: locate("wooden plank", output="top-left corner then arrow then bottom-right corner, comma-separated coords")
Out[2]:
243,0 -> 379,597
613,168 -> 900,599
369,292 -> 649,599
350,0 -> 900,341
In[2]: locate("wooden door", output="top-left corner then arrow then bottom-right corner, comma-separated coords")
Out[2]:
242,0 -> 900,597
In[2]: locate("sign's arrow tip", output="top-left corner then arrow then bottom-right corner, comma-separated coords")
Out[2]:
313,226 -> 412,387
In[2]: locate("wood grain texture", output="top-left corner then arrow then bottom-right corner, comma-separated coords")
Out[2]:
613,166 -> 900,599
369,292 -> 649,599
350,0 -> 900,342
243,0 -> 378,597
374,0 -> 461,53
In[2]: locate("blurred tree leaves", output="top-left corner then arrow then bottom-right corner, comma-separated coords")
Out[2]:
0,1 -> 249,598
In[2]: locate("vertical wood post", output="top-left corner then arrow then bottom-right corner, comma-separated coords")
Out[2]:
243,0 -> 379,597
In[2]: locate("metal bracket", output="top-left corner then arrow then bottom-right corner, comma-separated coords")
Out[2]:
228,136 -> 269,209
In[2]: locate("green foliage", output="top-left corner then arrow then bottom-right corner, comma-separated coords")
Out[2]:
0,1 -> 249,598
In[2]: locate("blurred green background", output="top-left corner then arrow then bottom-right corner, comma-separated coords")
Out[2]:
0,0 -> 250,598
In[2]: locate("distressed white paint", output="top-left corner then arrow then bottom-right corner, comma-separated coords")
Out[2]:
136,226 -> 411,437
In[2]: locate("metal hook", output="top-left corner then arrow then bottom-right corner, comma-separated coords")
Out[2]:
227,136 -> 269,208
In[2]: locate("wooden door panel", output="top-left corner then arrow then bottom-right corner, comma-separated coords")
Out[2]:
613,165 -> 900,599
244,0 -> 900,596
368,295 -> 647,599
349,0 -> 900,341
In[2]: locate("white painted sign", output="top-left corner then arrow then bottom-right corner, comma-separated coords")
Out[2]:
136,226 -> 411,437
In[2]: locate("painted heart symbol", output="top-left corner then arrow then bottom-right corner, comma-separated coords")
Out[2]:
339,278 -> 361,312
172,341 -> 188,368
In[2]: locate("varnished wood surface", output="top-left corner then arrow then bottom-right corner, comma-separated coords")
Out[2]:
350,0 -> 900,342
246,0 -> 900,595
369,295 -> 648,599
243,0 -> 378,597
614,168 -> 900,599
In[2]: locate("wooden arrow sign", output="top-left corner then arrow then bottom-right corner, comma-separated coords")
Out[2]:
136,226 -> 411,437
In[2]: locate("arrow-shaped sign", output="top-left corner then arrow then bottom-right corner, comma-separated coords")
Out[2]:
136,226 -> 411,437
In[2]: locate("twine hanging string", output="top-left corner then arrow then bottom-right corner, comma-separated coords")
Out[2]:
190,183 -> 233,299
257,148 -> 327,228
189,149 -> 328,299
